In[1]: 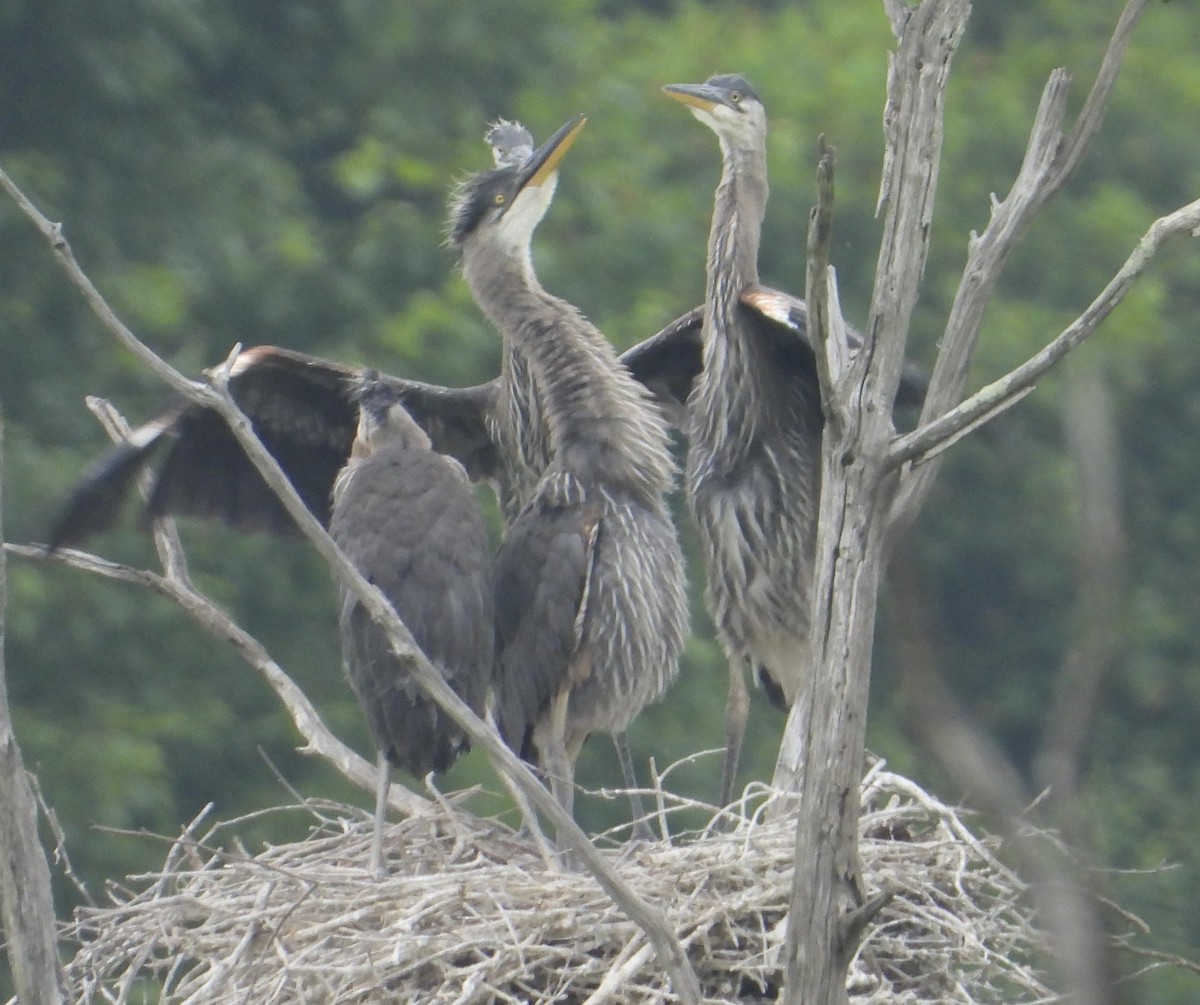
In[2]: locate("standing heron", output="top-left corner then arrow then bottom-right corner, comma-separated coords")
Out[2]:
448,115 -> 688,835
329,372 -> 493,874
482,118 -> 658,831
663,73 -> 827,807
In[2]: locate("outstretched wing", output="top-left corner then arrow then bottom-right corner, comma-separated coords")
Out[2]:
621,289 -> 926,419
739,286 -> 928,410
491,498 -> 600,762
618,307 -> 702,426
49,346 -> 499,547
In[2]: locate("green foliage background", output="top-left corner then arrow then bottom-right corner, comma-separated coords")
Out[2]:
2,1 -> 1198,999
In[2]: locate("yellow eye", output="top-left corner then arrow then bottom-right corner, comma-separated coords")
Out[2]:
730,91 -> 741,103
493,192 -> 507,206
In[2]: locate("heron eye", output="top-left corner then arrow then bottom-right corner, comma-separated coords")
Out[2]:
730,91 -> 742,103
493,192 -> 506,206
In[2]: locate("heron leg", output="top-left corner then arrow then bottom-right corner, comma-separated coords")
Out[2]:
613,731 -> 654,842
371,751 -> 390,880
486,709 -> 556,866
720,659 -> 750,808
539,689 -> 579,865
544,691 -> 575,821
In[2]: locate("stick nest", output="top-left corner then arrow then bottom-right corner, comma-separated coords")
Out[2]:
61,763 -> 1053,1003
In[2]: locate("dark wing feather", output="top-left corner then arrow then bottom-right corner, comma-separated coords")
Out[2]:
384,377 -> 500,482
618,307 -> 703,426
48,405 -> 183,549
137,346 -> 358,532
740,285 -> 927,410
330,446 -> 493,777
491,498 -> 598,761
621,289 -> 925,422
50,346 -> 502,545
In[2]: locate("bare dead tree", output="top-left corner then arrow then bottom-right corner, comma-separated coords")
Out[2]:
771,1 -> 1200,1003
0,418 -> 67,1005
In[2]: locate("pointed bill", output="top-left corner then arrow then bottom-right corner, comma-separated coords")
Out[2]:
519,113 -> 587,191
662,82 -> 725,113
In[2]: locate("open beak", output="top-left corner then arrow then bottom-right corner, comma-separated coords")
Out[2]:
662,82 -> 725,113
517,113 -> 587,192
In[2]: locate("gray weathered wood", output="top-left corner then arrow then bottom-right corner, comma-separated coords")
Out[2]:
771,2 -> 1186,1004
0,418 -> 67,1005
774,4 -> 970,1003
889,0 -> 1153,531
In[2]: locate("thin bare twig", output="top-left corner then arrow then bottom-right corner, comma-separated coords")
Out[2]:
7,542 -> 430,819
84,395 -> 192,583
805,137 -> 849,440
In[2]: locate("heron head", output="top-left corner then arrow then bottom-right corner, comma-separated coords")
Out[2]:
448,113 -> 587,253
485,118 -> 535,169
662,73 -> 765,148
352,372 -> 431,454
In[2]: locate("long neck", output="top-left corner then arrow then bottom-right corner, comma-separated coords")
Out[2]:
695,134 -> 770,445
464,245 -> 674,503
707,138 -> 767,301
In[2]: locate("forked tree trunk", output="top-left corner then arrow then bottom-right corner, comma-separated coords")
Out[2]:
772,3 -> 969,1002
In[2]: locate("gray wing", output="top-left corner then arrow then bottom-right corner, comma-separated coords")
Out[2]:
50,345 -> 500,547
618,307 -> 703,426
739,286 -> 927,410
330,446 -> 493,777
618,290 -> 926,420
491,498 -> 598,762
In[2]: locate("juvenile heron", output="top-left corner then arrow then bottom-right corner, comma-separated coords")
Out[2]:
663,73 -> 827,807
482,118 -> 657,830
329,373 -> 493,874
448,116 -> 688,835
485,118 -> 535,169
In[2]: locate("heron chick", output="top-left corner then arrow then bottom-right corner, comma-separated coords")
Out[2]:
330,373 -> 493,873
449,116 -> 689,842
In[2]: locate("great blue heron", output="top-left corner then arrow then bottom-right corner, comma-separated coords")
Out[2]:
661,73 -> 831,807
447,115 -> 688,836
329,372 -> 493,874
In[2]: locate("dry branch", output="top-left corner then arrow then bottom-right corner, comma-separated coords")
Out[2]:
775,5 -> 970,1004
806,138 -> 851,440
889,196 -> 1200,474
888,0 -> 1156,526
6,542 -> 431,819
